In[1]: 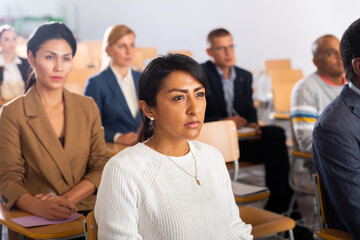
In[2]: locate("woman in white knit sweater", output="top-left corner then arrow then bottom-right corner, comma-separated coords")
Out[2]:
95,54 -> 253,240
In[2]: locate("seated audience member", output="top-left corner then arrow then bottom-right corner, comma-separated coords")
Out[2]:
0,22 -> 108,220
291,34 -> 345,153
201,28 -> 293,214
95,54 -> 253,239
313,18 -> 360,239
84,25 -> 141,145
0,25 -> 31,101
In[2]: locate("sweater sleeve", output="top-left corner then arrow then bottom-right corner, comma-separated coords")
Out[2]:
290,81 -> 318,153
213,151 -> 253,239
95,158 -> 143,240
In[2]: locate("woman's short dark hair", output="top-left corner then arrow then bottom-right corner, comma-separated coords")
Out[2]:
138,54 -> 208,142
26,22 -> 77,91
340,18 -> 360,84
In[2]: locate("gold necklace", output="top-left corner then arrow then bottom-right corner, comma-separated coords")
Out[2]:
149,141 -> 201,186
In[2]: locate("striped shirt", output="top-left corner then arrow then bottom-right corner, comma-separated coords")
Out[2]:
290,72 -> 344,153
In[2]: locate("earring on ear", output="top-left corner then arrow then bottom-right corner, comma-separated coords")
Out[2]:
148,116 -> 154,123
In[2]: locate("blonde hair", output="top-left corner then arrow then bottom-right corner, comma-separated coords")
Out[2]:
107,24 -> 135,46
101,24 -> 135,70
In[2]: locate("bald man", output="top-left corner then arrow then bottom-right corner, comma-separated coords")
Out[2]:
290,35 -> 345,153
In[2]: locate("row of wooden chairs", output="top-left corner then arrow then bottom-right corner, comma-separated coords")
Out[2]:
16,39 -> 192,69
15,38 -> 192,91
17,39 -> 298,113
55,42 -> 193,94
264,59 -> 304,120
76,43 -> 193,71
73,42 -> 159,70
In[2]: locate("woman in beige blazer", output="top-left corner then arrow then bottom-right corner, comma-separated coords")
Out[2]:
0,22 -> 108,221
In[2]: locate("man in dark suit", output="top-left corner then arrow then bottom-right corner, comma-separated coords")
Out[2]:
201,28 -> 293,213
313,18 -> 360,239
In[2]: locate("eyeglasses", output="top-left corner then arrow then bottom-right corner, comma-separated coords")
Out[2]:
211,44 -> 235,52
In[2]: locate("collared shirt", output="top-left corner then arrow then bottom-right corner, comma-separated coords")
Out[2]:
216,66 -> 236,117
0,54 -> 24,100
110,65 -> 139,142
349,82 -> 360,96
110,65 -> 139,118
318,74 -> 346,86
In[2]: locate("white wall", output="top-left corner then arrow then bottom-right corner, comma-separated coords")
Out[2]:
0,0 -> 58,35
2,0 -> 360,75
0,0 -> 57,17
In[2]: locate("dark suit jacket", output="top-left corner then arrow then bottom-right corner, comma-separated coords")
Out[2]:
201,61 -> 257,123
313,84 -> 360,239
0,57 -> 31,85
84,67 -> 142,142
0,87 -> 109,210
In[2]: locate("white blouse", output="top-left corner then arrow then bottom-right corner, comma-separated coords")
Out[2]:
0,54 -> 24,100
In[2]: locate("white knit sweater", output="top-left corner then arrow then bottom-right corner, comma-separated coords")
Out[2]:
95,141 -> 253,240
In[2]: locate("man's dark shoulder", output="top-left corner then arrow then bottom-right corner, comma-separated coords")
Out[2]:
315,95 -> 346,128
200,61 -> 220,87
201,60 -> 252,81
234,66 -> 252,81
200,60 -> 216,74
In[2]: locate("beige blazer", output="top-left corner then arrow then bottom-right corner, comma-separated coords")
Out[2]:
0,86 -> 109,210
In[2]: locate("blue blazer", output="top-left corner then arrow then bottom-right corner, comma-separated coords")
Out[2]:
201,61 -> 258,123
313,84 -> 360,238
84,67 -> 142,142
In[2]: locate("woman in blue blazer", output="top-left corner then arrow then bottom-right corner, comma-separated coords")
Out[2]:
85,25 -> 142,144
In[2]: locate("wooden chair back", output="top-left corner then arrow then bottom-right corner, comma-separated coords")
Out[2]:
195,120 -> 268,197
83,210 -> 98,240
313,174 -> 352,239
81,41 -> 103,69
194,120 -> 239,162
313,173 -> 328,228
130,47 -> 157,71
131,50 -> 145,71
270,69 -> 303,113
265,59 -> 291,74
168,50 -> 193,58
73,43 -> 91,69
136,47 -> 157,64
64,68 -> 98,95
239,206 -> 295,239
